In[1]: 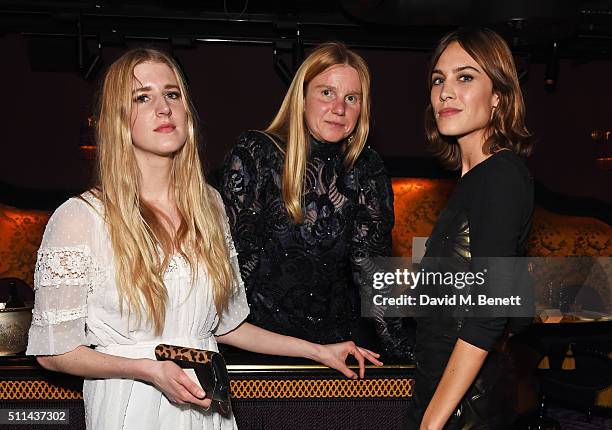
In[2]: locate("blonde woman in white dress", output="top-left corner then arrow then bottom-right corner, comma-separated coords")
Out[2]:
26,48 -> 382,430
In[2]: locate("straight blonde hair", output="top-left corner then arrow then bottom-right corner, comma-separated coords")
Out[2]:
96,48 -> 234,335
266,42 -> 371,223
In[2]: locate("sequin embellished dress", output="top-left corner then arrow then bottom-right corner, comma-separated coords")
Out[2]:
220,131 -> 394,345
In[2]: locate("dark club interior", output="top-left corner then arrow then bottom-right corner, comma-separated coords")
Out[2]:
1,1 -> 611,429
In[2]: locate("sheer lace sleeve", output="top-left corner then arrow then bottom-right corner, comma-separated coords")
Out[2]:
219,131 -> 269,301
350,148 -> 399,351
350,147 -> 394,289
26,197 -> 99,356
211,189 -> 250,336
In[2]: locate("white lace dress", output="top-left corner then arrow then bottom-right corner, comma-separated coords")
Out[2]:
26,191 -> 250,430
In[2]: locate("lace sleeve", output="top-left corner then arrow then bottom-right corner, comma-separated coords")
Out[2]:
210,189 -> 250,336
350,148 -> 394,290
350,148 -> 405,354
219,131 -> 268,301
26,197 -> 98,356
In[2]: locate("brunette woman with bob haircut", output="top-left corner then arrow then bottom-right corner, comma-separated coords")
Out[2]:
412,28 -> 534,429
26,48 -> 381,430
424,29 -> 533,170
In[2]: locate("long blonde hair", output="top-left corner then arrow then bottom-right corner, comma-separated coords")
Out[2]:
266,42 -> 371,223
96,48 -> 234,335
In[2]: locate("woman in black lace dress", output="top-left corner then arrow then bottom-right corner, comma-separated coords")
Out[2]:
220,42 -> 395,348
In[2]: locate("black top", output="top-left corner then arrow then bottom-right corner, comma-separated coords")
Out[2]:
220,130 -> 394,344
420,149 -> 534,351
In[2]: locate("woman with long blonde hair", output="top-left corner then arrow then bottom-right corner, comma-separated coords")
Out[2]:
26,48 -> 381,430
221,42 -> 397,351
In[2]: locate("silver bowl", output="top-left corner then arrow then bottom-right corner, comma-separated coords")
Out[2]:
0,307 -> 32,356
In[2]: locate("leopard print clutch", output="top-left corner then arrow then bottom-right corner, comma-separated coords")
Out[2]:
155,344 -> 216,364
155,344 -> 231,416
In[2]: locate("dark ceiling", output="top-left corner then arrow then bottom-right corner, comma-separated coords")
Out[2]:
3,0 -> 612,66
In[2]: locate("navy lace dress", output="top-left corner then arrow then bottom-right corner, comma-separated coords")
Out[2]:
220,130 -> 394,345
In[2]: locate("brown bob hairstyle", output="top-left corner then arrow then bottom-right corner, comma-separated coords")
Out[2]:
425,27 -> 533,170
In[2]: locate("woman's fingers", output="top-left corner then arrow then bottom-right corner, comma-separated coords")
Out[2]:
177,370 -> 206,399
320,341 -> 385,379
337,361 -> 358,380
320,343 -> 357,379
358,347 -> 380,358
169,385 -> 193,404
189,397 -> 213,410
175,369 -> 213,409
156,361 -> 211,409
343,341 -> 365,378
357,346 -> 384,366
171,379 -> 211,409
351,346 -> 367,378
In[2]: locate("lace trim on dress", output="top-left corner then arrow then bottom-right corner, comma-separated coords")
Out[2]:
222,211 -> 242,295
35,246 -> 93,289
32,305 -> 87,326
224,217 -> 238,258
229,255 -> 245,296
